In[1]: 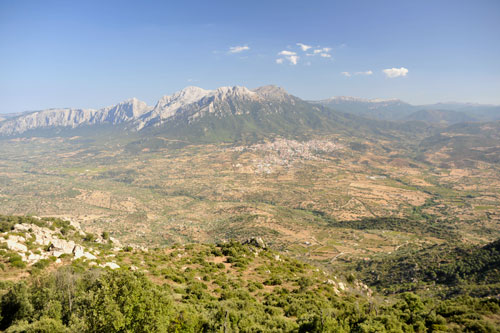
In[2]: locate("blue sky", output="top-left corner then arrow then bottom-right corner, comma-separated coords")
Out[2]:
1,0 -> 499,113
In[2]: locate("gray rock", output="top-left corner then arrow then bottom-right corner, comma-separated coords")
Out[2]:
72,245 -> 97,260
243,237 -> 267,249
100,262 -> 120,270
5,237 -> 28,253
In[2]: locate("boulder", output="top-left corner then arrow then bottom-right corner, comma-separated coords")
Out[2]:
72,245 -> 97,260
109,237 -> 121,247
243,237 -> 267,249
27,253 -> 44,263
6,238 -> 28,253
47,239 -> 76,255
100,262 -> 120,270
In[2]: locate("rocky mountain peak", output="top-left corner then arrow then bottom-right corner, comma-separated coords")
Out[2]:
157,86 -> 210,106
213,86 -> 258,101
253,85 -> 290,101
96,98 -> 151,123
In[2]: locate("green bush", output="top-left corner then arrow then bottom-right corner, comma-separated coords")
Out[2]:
264,276 -> 282,286
32,259 -> 50,270
8,254 -> 26,269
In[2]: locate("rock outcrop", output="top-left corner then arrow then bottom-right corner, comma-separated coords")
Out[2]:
1,221 -> 104,264
243,237 -> 267,249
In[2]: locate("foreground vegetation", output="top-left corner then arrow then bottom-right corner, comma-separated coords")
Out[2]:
353,237 -> 500,298
0,232 -> 499,332
2,267 -> 500,332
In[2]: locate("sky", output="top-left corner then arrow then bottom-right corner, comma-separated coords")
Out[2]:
1,0 -> 499,113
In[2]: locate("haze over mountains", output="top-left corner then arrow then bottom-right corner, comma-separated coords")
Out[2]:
313,96 -> 500,123
0,85 -> 499,137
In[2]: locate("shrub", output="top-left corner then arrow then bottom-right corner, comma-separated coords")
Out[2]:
264,276 -> 282,286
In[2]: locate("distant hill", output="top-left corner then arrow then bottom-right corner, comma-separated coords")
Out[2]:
404,109 -> 476,125
314,97 -> 500,123
419,121 -> 500,166
311,96 -> 417,120
420,102 -> 500,122
0,112 -> 24,123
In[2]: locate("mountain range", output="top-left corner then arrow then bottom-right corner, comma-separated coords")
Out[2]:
0,86 -> 300,136
0,85 -> 499,138
312,96 -> 500,123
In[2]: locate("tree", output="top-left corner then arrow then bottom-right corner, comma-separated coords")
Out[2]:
0,282 -> 34,330
84,270 -> 172,333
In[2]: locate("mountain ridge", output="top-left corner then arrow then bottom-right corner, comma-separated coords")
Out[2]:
313,96 -> 500,122
0,85 -> 334,139
1,86 -> 499,137
0,85 -> 294,136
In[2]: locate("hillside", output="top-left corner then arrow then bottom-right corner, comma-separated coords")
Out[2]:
419,121 -> 500,166
404,109 -> 476,125
313,97 -> 500,123
352,237 -> 500,296
0,215 -> 499,332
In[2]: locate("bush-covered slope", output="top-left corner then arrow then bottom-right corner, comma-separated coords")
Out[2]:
0,213 -> 498,332
1,241 -> 500,332
354,238 -> 500,297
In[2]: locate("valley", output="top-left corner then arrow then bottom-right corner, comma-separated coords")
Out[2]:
0,122 -> 498,268
0,85 -> 499,331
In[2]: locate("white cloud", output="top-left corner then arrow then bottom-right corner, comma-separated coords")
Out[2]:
296,43 -> 312,51
277,50 -> 299,65
342,70 -> 373,77
279,50 -> 296,56
307,47 -> 332,60
355,70 -> 373,76
313,47 -> 331,54
288,55 -> 299,65
277,45 -> 331,65
383,67 -> 408,78
229,45 -> 250,54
